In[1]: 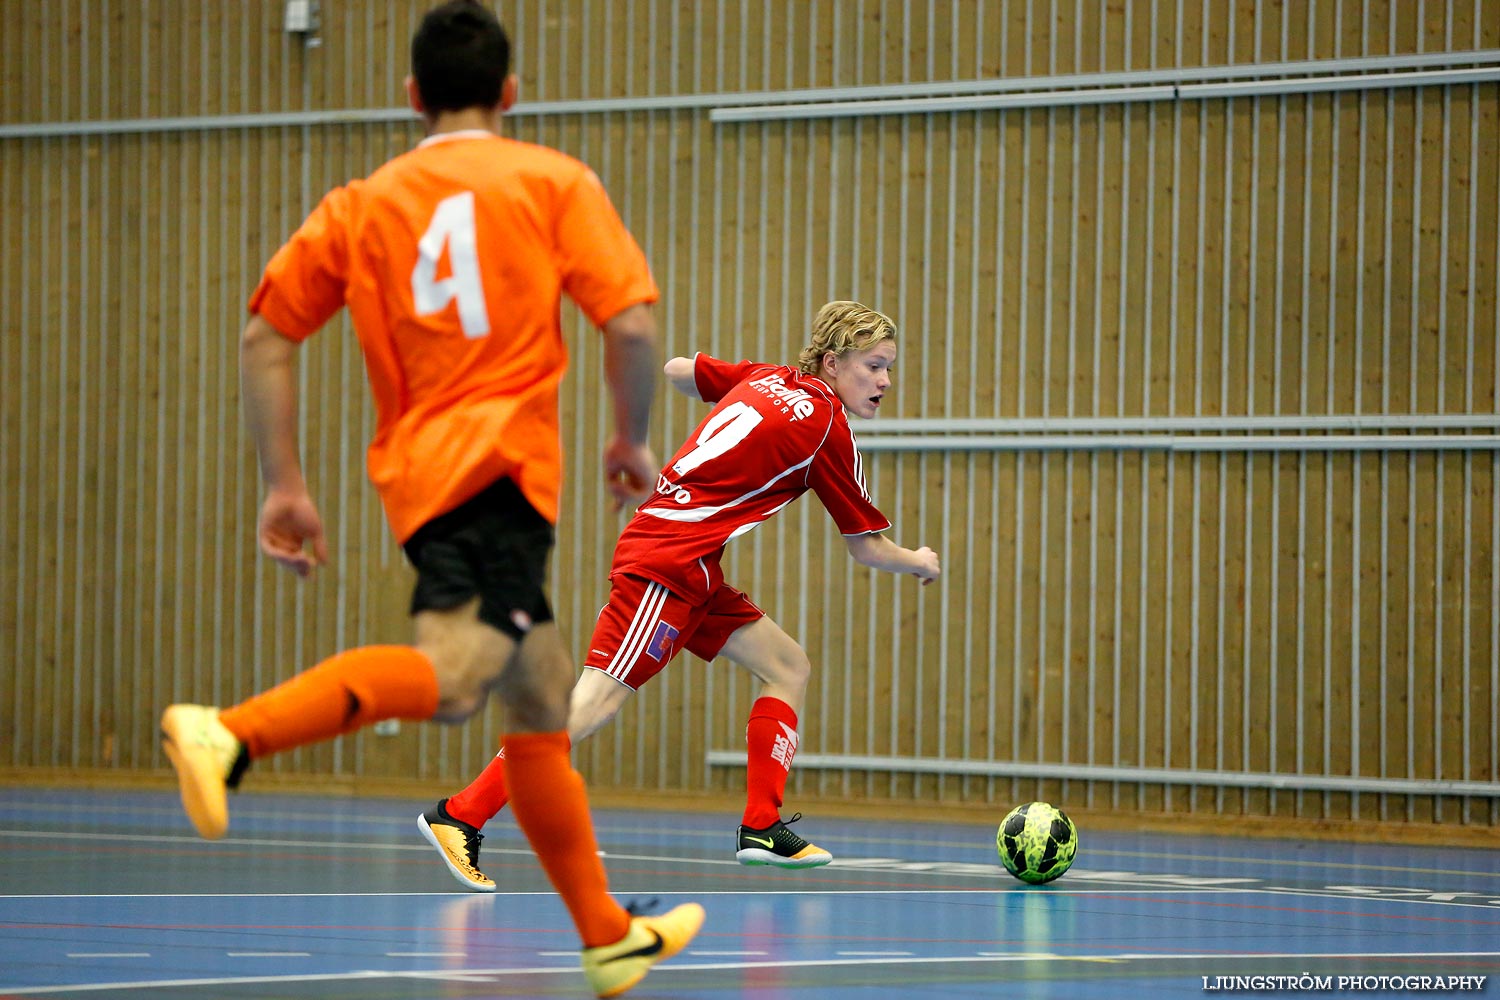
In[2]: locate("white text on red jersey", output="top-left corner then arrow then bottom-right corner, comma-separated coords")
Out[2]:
748,373 -> 817,421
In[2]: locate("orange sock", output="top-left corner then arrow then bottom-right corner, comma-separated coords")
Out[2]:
503,731 -> 630,948
218,645 -> 439,759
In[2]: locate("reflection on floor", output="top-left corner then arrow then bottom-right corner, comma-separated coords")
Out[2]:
1,788 -> 1496,998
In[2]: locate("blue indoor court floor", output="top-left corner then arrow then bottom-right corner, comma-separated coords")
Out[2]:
1,787 -> 1496,998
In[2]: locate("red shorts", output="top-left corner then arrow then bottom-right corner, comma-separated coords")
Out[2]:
583,573 -> 764,690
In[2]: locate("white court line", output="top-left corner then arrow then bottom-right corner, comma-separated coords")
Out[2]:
0,971 -> 391,995
6,951 -> 1499,995
384,952 -> 465,957
225,952 -> 309,958
1,891 -> 540,899
5,884 -> 1498,911
3,804 -> 1496,883
0,828 -> 743,868
0,887 -> 1220,899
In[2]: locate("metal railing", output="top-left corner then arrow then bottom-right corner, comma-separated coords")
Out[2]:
5,50 -> 1497,139
705,751 -> 1500,798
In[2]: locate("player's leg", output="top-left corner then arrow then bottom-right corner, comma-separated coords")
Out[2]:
422,574 -> 678,881
417,667 -> 633,888
161,599 -> 504,842
413,601 -> 522,891
708,608 -> 831,869
489,617 -> 622,940
414,476 -> 560,888
706,605 -> 813,824
160,478 -> 515,842
421,745 -> 509,891
568,661 -> 637,741
496,617 -> 702,995
436,664 -> 636,845
716,615 -> 812,716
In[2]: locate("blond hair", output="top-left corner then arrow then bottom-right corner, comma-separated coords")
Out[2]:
796,301 -> 897,374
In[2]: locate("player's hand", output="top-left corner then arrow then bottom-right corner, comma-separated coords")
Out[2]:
912,546 -> 941,586
257,487 -> 329,578
603,436 -> 658,512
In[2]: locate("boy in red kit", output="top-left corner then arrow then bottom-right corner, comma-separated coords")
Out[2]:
419,300 -> 942,891
157,3 -> 701,995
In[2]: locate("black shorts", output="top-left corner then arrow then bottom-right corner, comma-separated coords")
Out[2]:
402,477 -> 555,641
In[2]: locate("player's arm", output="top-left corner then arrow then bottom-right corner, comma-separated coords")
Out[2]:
664,355 -> 702,400
807,414 -> 936,583
242,313 -> 304,494
240,185 -> 350,576
601,302 -> 661,509
844,532 -> 941,586
242,312 -> 328,577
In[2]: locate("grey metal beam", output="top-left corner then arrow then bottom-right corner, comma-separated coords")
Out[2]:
869,414 -> 1500,433
855,434 -> 1500,454
712,67 -> 1500,123
705,751 -> 1500,798
6,50 -> 1497,139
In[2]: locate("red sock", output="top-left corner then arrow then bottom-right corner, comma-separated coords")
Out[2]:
446,745 -> 512,828
503,731 -> 630,948
446,730 -> 576,828
742,696 -> 799,829
218,646 -> 439,758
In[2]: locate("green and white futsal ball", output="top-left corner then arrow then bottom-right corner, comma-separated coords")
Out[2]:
996,801 -> 1078,884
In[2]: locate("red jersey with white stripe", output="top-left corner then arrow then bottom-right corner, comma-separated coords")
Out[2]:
610,354 -> 890,603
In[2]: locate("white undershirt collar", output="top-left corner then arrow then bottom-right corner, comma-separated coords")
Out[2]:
417,129 -> 497,148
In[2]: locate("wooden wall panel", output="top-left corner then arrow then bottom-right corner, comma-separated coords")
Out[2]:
2,1 -> 1498,831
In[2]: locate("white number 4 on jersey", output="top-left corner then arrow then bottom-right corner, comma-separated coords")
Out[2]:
411,191 -> 490,338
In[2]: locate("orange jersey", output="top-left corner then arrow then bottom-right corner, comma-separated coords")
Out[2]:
249,130 -> 658,542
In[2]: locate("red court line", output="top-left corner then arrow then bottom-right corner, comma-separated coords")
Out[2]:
602,863 -> 1015,891
0,839 -> 545,875
0,920 -> 567,935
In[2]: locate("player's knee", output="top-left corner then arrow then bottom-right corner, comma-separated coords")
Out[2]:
421,647 -> 502,722
492,662 -> 569,731
429,659 -> 493,721
775,648 -> 813,689
433,691 -> 486,722
568,678 -> 629,741
498,680 -> 569,731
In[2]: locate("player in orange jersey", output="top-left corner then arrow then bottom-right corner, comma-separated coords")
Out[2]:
158,3 -> 701,995
418,300 -> 942,887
